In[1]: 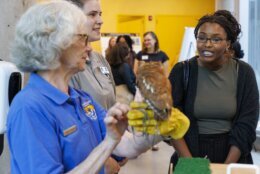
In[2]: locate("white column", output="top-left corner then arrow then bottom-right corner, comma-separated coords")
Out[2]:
215,0 -> 235,13
0,0 -> 35,62
238,0 -> 249,63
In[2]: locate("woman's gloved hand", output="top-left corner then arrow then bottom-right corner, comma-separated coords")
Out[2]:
127,102 -> 190,139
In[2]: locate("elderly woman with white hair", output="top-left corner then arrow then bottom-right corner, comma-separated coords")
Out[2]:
6,1 -> 159,174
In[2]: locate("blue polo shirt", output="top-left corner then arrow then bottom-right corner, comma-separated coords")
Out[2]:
7,73 -> 106,174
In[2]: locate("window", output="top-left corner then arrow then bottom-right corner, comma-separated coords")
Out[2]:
248,0 -> 260,92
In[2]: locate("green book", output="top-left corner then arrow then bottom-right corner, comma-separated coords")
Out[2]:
174,158 -> 211,174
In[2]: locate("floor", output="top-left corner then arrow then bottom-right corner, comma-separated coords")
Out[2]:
1,137 -> 260,174
119,142 -> 174,174
125,119 -> 260,173
120,142 -> 260,174
0,135 -> 9,174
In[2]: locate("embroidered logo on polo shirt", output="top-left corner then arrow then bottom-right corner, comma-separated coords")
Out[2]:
82,102 -> 97,120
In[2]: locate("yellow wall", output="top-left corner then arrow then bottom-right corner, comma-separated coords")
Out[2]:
101,0 -> 215,32
155,15 -> 201,67
99,0 -> 215,67
117,16 -> 145,34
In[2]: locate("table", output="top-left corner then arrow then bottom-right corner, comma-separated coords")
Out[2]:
211,164 -> 259,174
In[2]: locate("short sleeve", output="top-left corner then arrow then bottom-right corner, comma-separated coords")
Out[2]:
7,105 -> 63,174
161,51 -> 169,63
136,51 -> 142,61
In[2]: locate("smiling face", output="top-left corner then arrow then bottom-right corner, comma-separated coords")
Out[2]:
196,22 -> 230,68
143,33 -> 156,52
82,0 -> 103,42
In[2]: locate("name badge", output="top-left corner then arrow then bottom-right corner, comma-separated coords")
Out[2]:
63,125 -> 77,136
142,55 -> 149,60
100,66 -> 109,75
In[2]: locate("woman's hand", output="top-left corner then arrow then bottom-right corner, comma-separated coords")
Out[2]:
67,103 -> 129,174
224,146 -> 241,164
104,103 -> 129,144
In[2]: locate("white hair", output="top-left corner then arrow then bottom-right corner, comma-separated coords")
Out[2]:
11,0 -> 87,72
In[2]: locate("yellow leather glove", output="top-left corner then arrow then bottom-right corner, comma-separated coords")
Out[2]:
127,102 -> 157,133
127,102 -> 190,139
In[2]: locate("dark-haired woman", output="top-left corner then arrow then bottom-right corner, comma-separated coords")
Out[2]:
108,42 -> 136,105
116,35 -> 137,70
134,31 -> 169,76
169,10 -> 259,164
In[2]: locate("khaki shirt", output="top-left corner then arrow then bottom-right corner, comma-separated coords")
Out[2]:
70,51 -> 116,110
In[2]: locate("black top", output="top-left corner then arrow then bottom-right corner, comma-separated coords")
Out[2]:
127,50 -> 136,70
136,50 -> 169,63
169,56 -> 259,163
0,134 -> 3,156
111,63 -> 136,95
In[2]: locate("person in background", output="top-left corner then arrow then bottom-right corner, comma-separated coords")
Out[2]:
116,35 -> 126,43
105,36 -> 116,60
169,10 -> 259,166
117,35 -> 136,70
108,42 -> 136,105
134,31 -> 169,77
116,35 -> 136,70
67,0 -> 122,172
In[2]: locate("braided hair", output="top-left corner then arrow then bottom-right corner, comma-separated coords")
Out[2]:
232,41 -> 244,59
194,10 -> 241,44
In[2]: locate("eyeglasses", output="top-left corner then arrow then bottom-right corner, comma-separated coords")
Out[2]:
75,34 -> 88,46
196,36 -> 226,44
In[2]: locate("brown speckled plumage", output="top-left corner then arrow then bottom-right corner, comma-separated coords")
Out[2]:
136,61 -> 172,120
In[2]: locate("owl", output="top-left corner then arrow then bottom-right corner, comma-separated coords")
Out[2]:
136,61 -> 173,121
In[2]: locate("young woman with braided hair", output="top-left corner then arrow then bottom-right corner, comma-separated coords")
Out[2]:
169,10 -> 259,165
